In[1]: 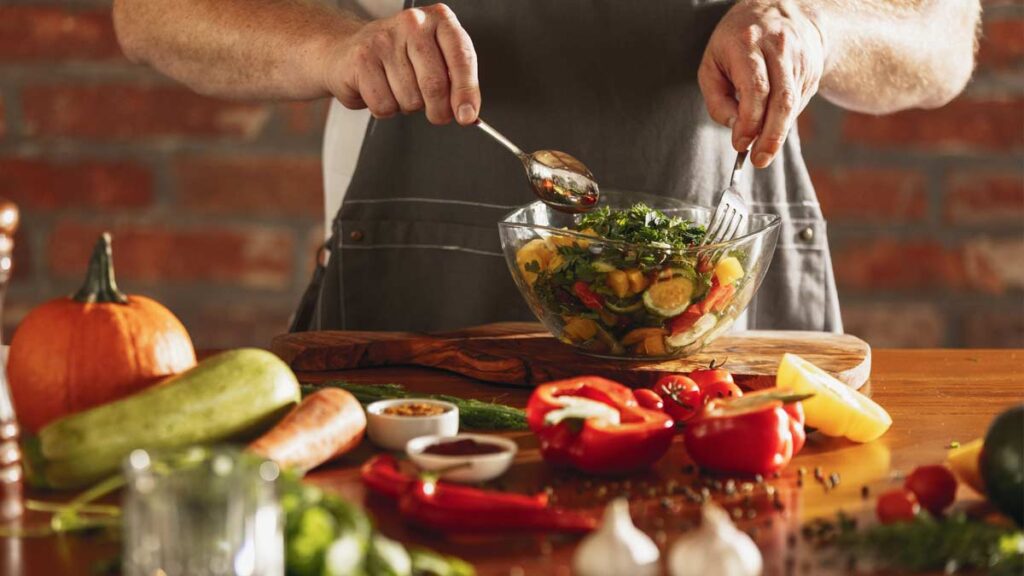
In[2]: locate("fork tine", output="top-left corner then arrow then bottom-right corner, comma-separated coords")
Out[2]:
705,206 -> 726,241
721,211 -> 744,241
710,205 -> 736,243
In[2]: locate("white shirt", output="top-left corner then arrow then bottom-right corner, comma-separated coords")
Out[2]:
322,0 -> 405,235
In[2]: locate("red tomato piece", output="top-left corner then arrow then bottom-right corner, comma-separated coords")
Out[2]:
876,489 -> 921,524
652,375 -> 702,423
634,388 -> 664,412
904,465 -> 958,516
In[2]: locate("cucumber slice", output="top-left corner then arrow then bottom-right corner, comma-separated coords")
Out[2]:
604,298 -> 643,314
665,313 -> 717,348
642,277 -> 695,317
592,260 -> 617,273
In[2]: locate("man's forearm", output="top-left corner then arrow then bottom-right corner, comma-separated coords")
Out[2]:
802,0 -> 980,114
113,0 -> 361,100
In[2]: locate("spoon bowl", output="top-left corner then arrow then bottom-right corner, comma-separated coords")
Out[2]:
476,119 -> 600,213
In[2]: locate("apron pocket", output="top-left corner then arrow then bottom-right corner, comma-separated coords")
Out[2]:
748,217 -> 832,332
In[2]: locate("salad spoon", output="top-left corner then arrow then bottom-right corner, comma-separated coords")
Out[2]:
475,118 -> 600,213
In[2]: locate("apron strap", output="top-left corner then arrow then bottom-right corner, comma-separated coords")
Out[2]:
288,238 -> 332,333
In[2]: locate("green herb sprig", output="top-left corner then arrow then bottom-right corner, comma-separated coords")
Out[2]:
820,512 -> 1024,575
304,382 -> 528,431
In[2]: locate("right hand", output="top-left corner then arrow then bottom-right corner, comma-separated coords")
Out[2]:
324,3 -> 480,125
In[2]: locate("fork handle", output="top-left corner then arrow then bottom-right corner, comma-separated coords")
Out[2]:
729,150 -> 748,189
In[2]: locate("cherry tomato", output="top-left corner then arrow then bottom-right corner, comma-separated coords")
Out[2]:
652,375 -> 702,423
905,465 -> 958,516
700,380 -> 743,402
634,388 -> 664,411
876,488 -> 921,524
689,363 -> 735,389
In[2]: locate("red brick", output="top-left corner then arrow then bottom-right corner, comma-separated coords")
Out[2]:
962,308 -> 1024,348
977,18 -> 1024,71
842,97 -> 1024,152
47,221 -> 294,289
944,171 -> 1024,224
21,85 -> 271,140
0,94 -> 5,139
842,303 -> 946,348
181,300 -> 295,349
11,229 -> 32,284
176,154 -> 323,217
0,156 -> 153,211
0,6 -> 122,62
279,101 -> 328,136
810,167 -> 927,222
962,236 -> 1024,293
796,111 -> 814,145
832,239 -> 967,292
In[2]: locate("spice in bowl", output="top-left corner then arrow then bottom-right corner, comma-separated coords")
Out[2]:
381,402 -> 449,417
422,438 -> 507,457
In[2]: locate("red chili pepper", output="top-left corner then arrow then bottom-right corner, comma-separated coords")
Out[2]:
360,454 -> 549,509
703,282 -> 736,313
399,479 -> 597,534
683,388 -> 811,476
526,376 -> 674,474
572,281 -> 604,310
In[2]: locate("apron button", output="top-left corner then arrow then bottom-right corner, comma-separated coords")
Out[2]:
799,226 -> 814,242
349,230 -> 364,242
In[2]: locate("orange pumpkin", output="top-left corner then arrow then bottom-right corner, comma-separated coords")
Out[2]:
8,233 -> 196,433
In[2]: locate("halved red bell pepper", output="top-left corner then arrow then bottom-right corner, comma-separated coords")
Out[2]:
526,376 -> 675,474
572,281 -> 604,310
683,388 -> 811,476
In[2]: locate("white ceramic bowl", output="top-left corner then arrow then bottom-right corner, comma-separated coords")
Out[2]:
405,433 -> 517,483
365,399 -> 459,451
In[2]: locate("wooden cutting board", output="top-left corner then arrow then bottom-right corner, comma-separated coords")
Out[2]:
272,322 -> 871,390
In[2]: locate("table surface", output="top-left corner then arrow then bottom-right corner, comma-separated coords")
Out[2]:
6,349 -> 1023,576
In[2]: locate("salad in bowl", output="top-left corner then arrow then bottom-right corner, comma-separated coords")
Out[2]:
498,191 -> 781,358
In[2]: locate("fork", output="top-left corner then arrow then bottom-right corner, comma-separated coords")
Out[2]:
703,150 -> 750,245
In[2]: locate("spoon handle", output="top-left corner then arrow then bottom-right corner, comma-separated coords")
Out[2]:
475,118 -> 526,158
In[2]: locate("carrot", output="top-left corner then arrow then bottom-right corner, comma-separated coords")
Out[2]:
249,388 -> 366,474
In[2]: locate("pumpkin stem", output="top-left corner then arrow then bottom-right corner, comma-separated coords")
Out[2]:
73,233 -> 128,304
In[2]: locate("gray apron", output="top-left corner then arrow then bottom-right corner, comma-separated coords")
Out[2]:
294,0 -> 842,334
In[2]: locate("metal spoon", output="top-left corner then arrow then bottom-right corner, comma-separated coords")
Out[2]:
476,118 -> 600,213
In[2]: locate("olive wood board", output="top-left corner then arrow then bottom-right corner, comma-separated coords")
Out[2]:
272,322 -> 870,390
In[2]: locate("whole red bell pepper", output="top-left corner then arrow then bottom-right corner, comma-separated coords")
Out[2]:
683,388 -> 811,476
526,376 -> 675,474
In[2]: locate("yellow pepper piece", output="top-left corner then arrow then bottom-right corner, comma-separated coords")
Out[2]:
714,256 -> 745,286
625,269 -> 648,293
776,353 -> 892,443
606,270 -> 630,298
947,438 -> 986,495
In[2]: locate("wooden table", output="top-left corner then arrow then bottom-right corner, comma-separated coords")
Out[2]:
8,349 -> 1023,576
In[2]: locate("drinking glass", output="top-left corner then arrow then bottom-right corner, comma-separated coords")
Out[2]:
122,445 -> 284,576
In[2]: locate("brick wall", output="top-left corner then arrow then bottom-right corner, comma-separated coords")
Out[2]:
0,1 -> 1021,349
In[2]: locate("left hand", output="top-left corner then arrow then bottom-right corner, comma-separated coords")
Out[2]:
698,0 -> 826,168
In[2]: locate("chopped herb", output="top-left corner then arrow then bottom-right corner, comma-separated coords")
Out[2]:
577,203 -> 705,249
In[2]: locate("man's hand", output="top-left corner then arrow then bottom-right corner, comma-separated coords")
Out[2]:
324,3 -> 480,125
698,1 -> 825,168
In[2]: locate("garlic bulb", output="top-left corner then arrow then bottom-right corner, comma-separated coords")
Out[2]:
573,498 -> 659,576
668,503 -> 763,576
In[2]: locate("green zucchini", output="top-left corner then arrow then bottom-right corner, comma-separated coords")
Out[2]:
36,348 -> 300,489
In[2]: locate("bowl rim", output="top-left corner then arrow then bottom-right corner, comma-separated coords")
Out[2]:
365,398 -> 459,421
498,198 -> 782,252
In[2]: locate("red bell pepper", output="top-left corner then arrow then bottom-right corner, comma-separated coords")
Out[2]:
526,376 -> 674,474
572,281 -> 604,310
683,388 -> 811,476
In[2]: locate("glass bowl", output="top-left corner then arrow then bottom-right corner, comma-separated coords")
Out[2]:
498,190 -> 781,359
